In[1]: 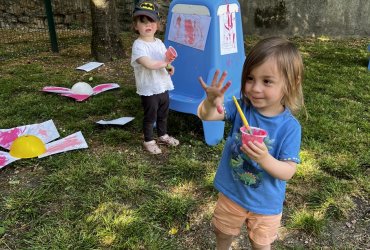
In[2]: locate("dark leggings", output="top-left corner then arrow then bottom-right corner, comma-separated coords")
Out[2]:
141,91 -> 169,142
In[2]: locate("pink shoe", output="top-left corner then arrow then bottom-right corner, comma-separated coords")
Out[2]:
143,140 -> 162,154
158,134 -> 179,146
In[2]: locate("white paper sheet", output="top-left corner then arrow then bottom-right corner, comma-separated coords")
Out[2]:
42,83 -> 120,102
219,4 -> 239,55
76,62 -> 104,72
0,121 -> 89,168
168,13 -> 211,51
39,131 -> 88,158
0,120 -> 60,150
0,151 -> 19,169
96,117 -> 135,126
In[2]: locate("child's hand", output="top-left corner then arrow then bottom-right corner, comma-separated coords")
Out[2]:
166,64 -> 175,75
166,58 -> 175,64
198,70 -> 231,108
240,140 -> 297,180
240,141 -> 269,164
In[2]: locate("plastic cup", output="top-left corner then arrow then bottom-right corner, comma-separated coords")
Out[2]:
165,46 -> 177,62
240,126 -> 268,144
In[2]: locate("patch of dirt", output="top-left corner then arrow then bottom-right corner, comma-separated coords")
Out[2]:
179,195 -> 369,249
0,163 -> 46,197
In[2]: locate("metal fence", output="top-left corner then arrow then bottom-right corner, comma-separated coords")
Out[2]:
0,0 -> 91,59
0,0 -> 170,60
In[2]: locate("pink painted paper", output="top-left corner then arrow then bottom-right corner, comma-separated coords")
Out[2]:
0,151 -> 19,169
42,86 -> 72,94
0,121 -> 88,169
218,4 -> 238,55
0,127 -> 25,149
92,83 -> 120,94
61,93 -> 91,102
39,131 -> 88,158
42,83 -> 120,101
0,120 -> 59,150
168,13 -> 211,51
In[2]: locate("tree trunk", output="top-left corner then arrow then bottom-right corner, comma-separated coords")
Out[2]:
90,0 -> 125,62
158,0 -> 170,30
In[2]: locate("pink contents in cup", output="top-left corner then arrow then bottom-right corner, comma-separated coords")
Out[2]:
165,46 -> 177,63
240,126 -> 268,144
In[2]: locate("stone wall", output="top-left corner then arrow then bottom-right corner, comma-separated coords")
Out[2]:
0,0 -> 91,30
0,0 -> 369,37
239,0 -> 370,37
0,0 -> 135,31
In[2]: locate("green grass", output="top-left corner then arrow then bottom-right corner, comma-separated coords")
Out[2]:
0,32 -> 369,249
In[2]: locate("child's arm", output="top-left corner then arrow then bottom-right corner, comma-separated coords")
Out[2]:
197,70 -> 231,121
136,56 -> 168,70
240,142 -> 297,180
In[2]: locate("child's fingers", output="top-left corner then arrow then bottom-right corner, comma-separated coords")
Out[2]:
166,67 -> 174,75
211,69 -> 220,86
198,76 -> 208,90
220,81 -> 231,94
217,71 -> 228,88
246,141 -> 266,159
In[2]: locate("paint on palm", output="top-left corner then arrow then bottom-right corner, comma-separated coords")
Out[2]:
0,120 -> 88,169
229,132 -> 274,188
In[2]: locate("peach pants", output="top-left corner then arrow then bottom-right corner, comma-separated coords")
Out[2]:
212,193 -> 282,246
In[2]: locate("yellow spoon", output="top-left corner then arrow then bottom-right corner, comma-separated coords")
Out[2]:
232,96 -> 251,132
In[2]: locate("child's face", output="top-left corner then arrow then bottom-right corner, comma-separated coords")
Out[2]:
134,16 -> 158,41
244,57 -> 285,116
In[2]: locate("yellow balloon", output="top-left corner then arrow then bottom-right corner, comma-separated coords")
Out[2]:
9,135 -> 46,159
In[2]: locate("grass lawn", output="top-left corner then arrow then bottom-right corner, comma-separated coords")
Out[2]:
0,31 -> 369,249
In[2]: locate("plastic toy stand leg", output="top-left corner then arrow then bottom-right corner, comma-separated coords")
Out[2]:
202,120 -> 225,146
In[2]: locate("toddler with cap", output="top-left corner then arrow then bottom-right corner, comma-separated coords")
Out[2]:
131,0 -> 179,154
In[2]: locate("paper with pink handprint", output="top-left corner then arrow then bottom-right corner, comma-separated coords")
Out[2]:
39,131 -> 88,158
168,13 -> 211,51
42,83 -> 120,102
0,151 -> 18,170
0,120 -> 59,150
0,121 -> 88,169
218,4 -> 239,55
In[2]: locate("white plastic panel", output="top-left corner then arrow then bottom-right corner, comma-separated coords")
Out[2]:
172,4 -> 210,16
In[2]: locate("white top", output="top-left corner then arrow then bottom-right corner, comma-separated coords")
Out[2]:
131,38 -> 174,96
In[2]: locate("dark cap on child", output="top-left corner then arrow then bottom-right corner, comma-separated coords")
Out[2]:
133,0 -> 160,21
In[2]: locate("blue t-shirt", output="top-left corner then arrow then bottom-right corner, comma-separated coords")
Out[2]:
214,99 -> 301,215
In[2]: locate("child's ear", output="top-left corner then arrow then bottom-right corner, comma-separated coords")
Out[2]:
156,21 -> 163,32
132,22 -> 139,34
133,22 -> 138,31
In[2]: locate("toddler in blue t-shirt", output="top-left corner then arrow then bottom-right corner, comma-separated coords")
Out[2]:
197,37 -> 305,250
